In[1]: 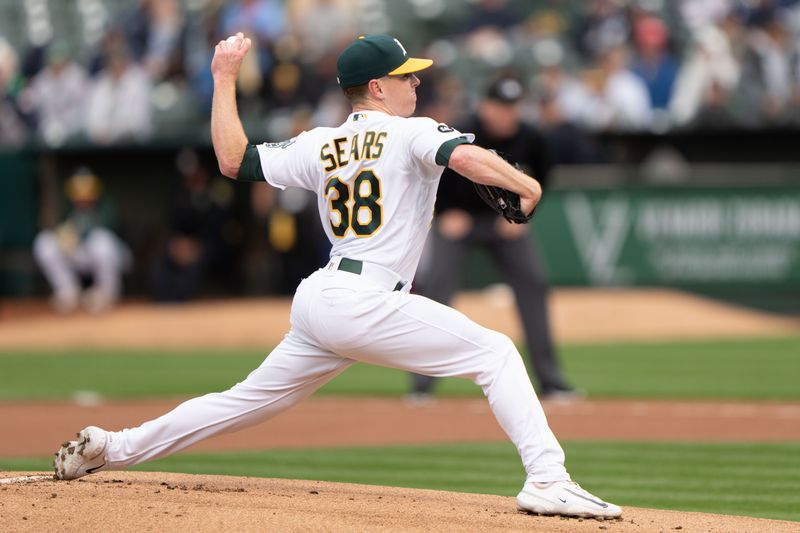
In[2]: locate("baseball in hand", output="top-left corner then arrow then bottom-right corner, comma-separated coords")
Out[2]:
226,35 -> 238,44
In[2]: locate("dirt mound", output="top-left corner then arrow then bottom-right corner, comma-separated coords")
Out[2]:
1,472 -> 795,532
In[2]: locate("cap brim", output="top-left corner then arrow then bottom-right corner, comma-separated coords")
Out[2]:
388,57 -> 433,76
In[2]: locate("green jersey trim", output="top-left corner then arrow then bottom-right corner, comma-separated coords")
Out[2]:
236,144 -> 265,182
435,136 -> 471,166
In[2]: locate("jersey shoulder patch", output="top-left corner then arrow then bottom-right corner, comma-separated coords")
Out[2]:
260,137 -> 297,149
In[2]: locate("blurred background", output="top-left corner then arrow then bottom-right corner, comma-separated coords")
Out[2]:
0,0 -> 799,312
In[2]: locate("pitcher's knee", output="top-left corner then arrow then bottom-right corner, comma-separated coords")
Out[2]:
473,330 -> 524,381
486,330 -> 518,357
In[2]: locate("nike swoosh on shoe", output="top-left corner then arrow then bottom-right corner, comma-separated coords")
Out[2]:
86,463 -> 106,474
565,488 -> 608,508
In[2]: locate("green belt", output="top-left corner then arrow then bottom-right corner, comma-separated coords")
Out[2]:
337,258 -> 404,292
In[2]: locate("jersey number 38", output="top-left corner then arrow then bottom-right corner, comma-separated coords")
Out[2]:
324,170 -> 382,237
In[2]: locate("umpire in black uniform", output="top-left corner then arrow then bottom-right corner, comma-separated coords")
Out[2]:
409,73 -> 578,400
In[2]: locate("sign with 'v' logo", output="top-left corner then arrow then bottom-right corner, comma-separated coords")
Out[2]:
563,193 -> 633,285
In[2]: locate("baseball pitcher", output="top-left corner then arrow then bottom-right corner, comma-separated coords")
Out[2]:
54,33 -> 621,520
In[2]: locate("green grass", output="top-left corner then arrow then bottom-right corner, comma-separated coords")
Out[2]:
1,337 -> 799,401
0,349 -> 267,400
3,441 -> 798,522
561,336 -> 800,399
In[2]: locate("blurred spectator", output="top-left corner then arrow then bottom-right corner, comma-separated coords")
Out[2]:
33,168 -> 131,313
121,0 -> 185,81
24,41 -> 88,146
630,15 -> 679,118
219,0 -> 287,44
0,38 -> 29,147
85,37 -> 153,144
679,0 -> 733,32
458,0 -> 521,70
686,79 -> 739,129
151,149 -> 239,302
311,85 -> 351,127
290,0 -> 356,65
415,67 -> 467,126
4,0 -> 800,145
571,0 -> 631,63
409,73 -> 578,400
739,9 -> 800,125
670,11 -> 742,126
460,0 -> 519,33
218,0 -> 288,89
262,56 -> 324,113
534,62 -> 594,127
537,89 -> 603,164
182,6 -> 225,113
579,46 -> 653,130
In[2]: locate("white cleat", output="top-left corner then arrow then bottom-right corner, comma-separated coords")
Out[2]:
53,426 -> 108,480
517,480 -> 622,519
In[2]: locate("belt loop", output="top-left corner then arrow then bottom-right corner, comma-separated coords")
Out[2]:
331,257 -> 407,292
327,256 -> 343,271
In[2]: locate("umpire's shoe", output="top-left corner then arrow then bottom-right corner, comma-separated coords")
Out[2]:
517,480 -> 622,519
53,426 -> 108,480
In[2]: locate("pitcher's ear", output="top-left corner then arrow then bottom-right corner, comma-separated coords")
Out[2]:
367,78 -> 385,100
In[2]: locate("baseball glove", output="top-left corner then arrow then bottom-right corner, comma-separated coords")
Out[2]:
472,153 -> 535,224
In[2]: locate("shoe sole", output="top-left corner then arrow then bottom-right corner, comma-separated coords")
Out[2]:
517,505 -> 622,521
517,507 -> 619,520
53,429 -> 97,480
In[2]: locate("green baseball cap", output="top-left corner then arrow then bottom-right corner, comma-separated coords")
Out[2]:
336,35 -> 433,88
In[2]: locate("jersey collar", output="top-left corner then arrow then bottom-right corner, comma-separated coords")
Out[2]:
348,110 -> 391,122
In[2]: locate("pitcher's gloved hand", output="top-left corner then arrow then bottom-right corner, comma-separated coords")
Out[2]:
473,182 -> 535,224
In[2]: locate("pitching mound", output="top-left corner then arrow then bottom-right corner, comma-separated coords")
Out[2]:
1,472 -> 796,532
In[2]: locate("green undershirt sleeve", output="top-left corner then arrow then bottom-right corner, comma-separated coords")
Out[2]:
435,136 -> 472,167
236,144 -> 266,182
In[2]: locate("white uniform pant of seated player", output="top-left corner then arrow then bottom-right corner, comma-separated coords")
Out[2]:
57,259 -> 621,518
33,227 -> 130,312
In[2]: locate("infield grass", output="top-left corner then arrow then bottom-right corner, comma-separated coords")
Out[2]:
3,441 -> 798,522
1,336 -> 799,401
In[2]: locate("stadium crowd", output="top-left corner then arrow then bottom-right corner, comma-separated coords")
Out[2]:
2,0 -> 800,149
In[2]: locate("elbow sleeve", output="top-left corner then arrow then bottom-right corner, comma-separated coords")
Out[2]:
236,144 -> 266,182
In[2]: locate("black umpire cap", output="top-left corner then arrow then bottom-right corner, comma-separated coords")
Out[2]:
486,74 -> 525,104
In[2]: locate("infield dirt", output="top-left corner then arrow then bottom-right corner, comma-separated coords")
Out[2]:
1,289 -> 799,531
1,288 -> 798,349
2,472 -> 799,533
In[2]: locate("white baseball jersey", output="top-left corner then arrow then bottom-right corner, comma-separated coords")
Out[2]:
255,111 -> 474,281
100,111 -> 570,494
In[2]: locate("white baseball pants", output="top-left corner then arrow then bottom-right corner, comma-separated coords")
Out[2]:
33,228 -> 129,301
104,260 -> 569,482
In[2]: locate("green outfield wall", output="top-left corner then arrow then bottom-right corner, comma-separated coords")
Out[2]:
532,187 -> 800,287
